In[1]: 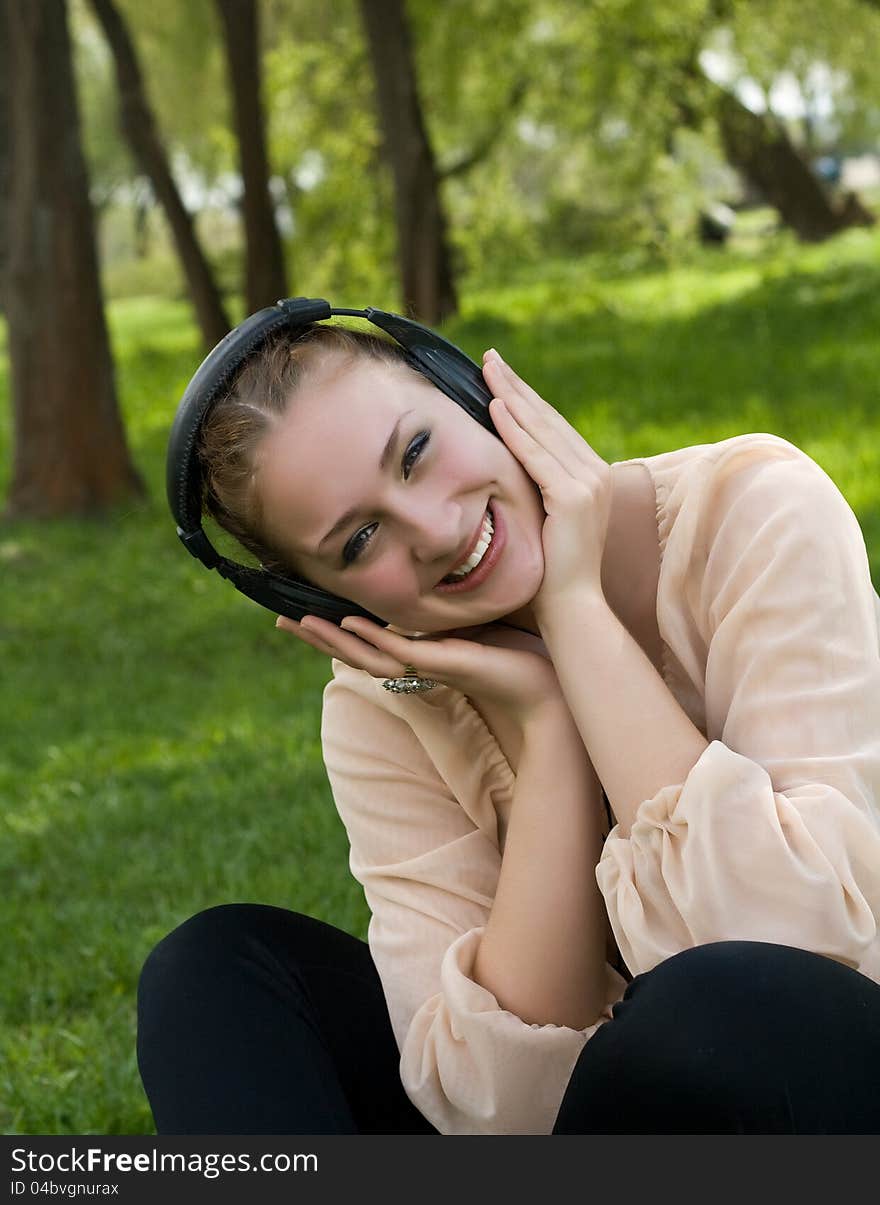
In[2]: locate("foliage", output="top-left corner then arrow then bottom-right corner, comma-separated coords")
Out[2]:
1,226 -> 879,1131
261,0 -> 398,300
69,0 -> 880,303
717,0 -> 880,151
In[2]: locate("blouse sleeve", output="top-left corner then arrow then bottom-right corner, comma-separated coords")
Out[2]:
597,452 -> 880,977
320,669 -> 626,1134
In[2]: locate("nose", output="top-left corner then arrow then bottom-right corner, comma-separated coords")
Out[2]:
397,494 -> 462,570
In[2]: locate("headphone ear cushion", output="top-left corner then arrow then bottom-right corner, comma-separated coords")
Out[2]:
363,306 -> 498,436
167,299 -> 334,535
406,346 -> 499,435
220,562 -> 386,626
167,305 -> 294,534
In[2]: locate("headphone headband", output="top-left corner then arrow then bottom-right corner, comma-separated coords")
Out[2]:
166,297 -> 497,626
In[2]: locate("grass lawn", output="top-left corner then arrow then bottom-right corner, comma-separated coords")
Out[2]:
1,224 -> 879,1133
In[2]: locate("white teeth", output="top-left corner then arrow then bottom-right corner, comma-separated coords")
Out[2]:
446,510 -> 494,580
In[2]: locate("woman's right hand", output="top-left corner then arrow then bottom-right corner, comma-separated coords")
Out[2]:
275,612 -> 566,726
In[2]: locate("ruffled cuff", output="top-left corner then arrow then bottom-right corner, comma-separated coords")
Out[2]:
597,740 -> 754,975
399,926 -> 627,1135
597,739 -> 880,978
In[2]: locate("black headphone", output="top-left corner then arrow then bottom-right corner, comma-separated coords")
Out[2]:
166,297 -> 501,627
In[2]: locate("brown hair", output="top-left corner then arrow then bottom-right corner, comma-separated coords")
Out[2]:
196,323 -> 416,577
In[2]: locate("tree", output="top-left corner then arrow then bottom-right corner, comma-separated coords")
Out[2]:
499,0 -> 878,253
358,0 -> 457,323
4,0 -> 146,517
215,0 -> 288,312
89,0 -> 231,348
695,0 -> 875,241
714,84 -> 875,241
0,0 -> 9,313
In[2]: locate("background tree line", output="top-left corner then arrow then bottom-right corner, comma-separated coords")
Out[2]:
2,0 -> 878,518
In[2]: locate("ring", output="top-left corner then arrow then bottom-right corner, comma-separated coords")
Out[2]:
381,662 -> 439,694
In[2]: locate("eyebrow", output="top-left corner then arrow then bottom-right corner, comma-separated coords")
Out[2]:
316,409 -> 414,554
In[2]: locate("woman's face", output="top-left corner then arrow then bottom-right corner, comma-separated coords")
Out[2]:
255,353 -> 547,634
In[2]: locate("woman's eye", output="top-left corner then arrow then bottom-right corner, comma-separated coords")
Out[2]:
403,431 -> 429,479
343,525 -> 376,565
343,432 -> 430,565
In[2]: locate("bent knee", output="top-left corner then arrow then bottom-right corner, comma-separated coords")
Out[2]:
138,903 -> 302,997
600,939 -> 867,1077
639,940 -> 853,1007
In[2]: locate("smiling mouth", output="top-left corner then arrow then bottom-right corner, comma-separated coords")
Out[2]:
434,501 -> 503,594
440,506 -> 494,584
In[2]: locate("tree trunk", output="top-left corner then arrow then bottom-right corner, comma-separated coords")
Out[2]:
89,0 -> 231,349
0,0 -> 9,314
358,0 -> 457,324
215,0 -> 288,312
667,1 -> 876,244
4,0 -> 146,518
715,86 -> 874,243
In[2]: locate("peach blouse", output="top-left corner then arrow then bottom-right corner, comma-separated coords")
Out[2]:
319,432 -> 880,1134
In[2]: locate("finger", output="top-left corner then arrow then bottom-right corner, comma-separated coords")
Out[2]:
297,629 -> 339,657
276,616 -> 339,658
493,379 -> 600,480
483,354 -> 598,473
285,613 -> 415,679
308,614 -> 452,682
490,397 -> 579,491
338,614 -> 474,681
486,352 -> 603,461
482,354 -> 537,409
483,351 -> 558,418
337,615 -> 439,666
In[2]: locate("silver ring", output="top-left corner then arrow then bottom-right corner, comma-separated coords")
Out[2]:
381,663 -> 438,694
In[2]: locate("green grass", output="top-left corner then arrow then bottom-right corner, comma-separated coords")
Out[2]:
2,225 -> 879,1133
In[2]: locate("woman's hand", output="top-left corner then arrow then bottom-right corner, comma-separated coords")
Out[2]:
275,613 -> 565,726
481,349 -> 613,624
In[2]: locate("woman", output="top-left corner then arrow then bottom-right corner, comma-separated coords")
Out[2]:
138,320 -> 880,1134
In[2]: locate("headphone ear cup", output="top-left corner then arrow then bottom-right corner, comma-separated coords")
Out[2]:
363,306 -> 499,436
168,305 -> 298,535
220,562 -> 387,626
405,346 -> 499,436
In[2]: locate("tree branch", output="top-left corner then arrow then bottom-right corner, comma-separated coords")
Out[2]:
437,76 -> 528,181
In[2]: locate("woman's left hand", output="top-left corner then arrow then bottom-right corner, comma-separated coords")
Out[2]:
481,348 -> 613,622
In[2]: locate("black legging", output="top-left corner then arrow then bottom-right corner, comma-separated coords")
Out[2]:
136,903 -> 880,1134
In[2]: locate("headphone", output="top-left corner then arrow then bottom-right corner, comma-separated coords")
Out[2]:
166,297 -> 501,627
